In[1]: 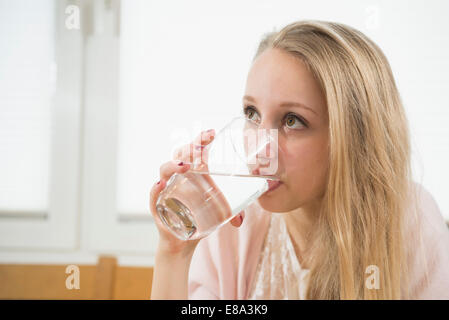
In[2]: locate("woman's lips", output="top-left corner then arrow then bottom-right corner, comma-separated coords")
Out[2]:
266,179 -> 282,193
252,168 -> 282,193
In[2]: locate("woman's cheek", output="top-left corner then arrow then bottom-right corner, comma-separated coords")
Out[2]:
285,152 -> 323,196
304,151 -> 329,199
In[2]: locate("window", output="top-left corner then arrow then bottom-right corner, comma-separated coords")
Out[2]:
0,0 -> 54,215
0,0 -> 82,249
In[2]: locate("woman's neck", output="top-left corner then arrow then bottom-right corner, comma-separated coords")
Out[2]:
282,200 -> 321,269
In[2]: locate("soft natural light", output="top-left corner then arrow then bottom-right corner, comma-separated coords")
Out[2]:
0,0 -> 54,212
117,0 -> 449,219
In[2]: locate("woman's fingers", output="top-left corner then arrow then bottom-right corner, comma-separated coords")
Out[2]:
172,129 -> 215,164
149,179 -> 167,226
193,130 -> 214,170
230,211 -> 245,228
150,160 -> 191,230
151,129 -> 218,232
159,160 -> 191,181
172,143 -> 195,163
193,129 -> 215,147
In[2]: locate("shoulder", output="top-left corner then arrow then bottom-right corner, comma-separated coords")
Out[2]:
405,181 -> 449,299
406,181 -> 448,246
188,201 -> 271,299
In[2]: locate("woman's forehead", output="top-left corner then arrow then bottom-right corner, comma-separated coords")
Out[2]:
245,49 -> 326,115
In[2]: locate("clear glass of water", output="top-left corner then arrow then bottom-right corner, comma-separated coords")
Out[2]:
155,116 -> 280,241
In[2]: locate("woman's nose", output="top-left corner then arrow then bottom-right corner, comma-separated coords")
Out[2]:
256,127 -> 278,161
257,118 -> 273,131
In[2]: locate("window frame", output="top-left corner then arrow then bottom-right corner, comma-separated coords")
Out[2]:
0,0 -> 83,250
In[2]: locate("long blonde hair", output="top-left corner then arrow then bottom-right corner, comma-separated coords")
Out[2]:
254,20 -> 424,299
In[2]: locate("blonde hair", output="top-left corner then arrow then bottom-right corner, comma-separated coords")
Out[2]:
254,20 -> 426,299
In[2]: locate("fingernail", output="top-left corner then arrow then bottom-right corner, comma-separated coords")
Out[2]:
178,161 -> 184,166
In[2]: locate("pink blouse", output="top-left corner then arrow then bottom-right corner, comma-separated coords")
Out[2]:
188,182 -> 449,299
247,212 -> 310,299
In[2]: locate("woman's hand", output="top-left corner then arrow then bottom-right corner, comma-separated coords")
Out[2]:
149,129 -> 245,256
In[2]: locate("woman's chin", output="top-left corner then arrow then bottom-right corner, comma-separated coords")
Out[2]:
257,192 -> 294,213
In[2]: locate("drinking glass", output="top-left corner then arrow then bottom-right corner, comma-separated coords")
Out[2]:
155,116 -> 280,240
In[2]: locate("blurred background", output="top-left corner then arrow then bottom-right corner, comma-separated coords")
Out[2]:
0,0 -> 448,298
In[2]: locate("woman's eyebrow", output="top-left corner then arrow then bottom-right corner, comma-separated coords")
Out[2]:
243,95 -> 317,116
243,95 -> 256,103
279,101 -> 317,115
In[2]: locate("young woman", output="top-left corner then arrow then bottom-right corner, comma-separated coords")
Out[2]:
149,20 -> 449,299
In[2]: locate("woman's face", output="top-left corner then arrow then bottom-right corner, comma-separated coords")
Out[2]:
243,48 -> 329,213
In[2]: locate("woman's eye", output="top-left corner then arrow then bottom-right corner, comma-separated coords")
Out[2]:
243,107 -> 306,130
284,114 -> 305,129
244,106 -> 260,122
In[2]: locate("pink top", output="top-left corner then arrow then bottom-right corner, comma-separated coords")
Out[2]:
247,212 -> 311,299
188,182 -> 449,299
